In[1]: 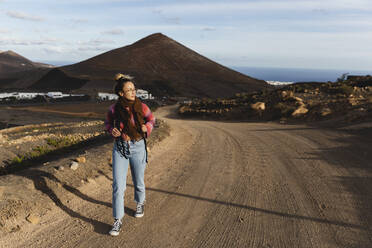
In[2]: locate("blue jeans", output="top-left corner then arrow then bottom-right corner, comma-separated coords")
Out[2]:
112,139 -> 147,220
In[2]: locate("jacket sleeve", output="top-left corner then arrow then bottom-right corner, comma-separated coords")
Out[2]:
104,104 -> 115,138
142,103 -> 155,137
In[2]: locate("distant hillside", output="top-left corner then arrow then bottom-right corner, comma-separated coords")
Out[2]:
0,51 -> 54,89
0,50 -> 35,73
39,33 -> 270,98
30,68 -> 88,90
0,50 -> 52,73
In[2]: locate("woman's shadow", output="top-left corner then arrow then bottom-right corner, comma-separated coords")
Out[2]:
21,169 -> 135,235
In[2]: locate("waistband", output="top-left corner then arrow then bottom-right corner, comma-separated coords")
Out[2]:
129,137 -> 144,143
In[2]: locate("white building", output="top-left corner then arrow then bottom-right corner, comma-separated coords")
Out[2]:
97,89 -> 154,101
97,93 -> 118,101
0,92 -> 44,100
0,92 -> 86,100
47,92 -> 63,98
17,92 -> 44,99
136,89 -> 154,100
0,92 -> 17,99
266,81 -> 294,86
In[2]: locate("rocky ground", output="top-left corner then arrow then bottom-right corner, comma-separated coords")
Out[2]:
179,76 -> 372,126
0,101 -> 169,234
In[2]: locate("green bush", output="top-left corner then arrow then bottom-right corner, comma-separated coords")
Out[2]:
46,137 -> 75,148
11,155 -> 25,164
339,84 -> 354,96
274,102 -> 296,117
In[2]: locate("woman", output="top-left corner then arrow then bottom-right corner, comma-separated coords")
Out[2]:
105,73 -> 155,236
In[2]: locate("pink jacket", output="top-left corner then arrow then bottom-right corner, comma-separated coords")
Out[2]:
105,103 -> 155,139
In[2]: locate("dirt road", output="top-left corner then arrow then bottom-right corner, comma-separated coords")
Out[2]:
2,105 -> 372,247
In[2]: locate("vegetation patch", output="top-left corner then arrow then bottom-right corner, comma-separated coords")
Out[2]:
178,75 -> 372,123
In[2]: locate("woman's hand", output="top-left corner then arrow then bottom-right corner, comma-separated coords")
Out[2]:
111,128 -> 121,137
141,124 -> 147,133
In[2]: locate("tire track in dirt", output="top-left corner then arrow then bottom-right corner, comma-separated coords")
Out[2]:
126,120 -> 240,248
2,105 -> 371,248
191,122 -> 370,248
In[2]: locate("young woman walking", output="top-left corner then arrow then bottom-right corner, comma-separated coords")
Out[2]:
105,73 -> 155,236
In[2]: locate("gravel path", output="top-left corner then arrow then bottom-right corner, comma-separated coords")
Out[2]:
1,105 -> 371,248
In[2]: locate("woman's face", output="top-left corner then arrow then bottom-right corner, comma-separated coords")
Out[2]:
120,81 -> 136,101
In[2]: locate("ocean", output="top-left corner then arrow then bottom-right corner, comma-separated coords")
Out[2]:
232,66 -> 372,83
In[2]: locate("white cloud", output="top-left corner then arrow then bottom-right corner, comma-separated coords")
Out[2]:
43,46 -> 64,54
191,30 -> 372,69
0,29 -> 11,34
101,28 -> 124,35
120,24 -> 233,31
70,18 -> 89,24
0,37 -> 59,46
152,8 -> 181,25
165,17 -> 181,25
202,27 -> 216,32
6,0 -> 139,3
77,38 -> 115,46
155,0 -> 372,14
152,9 -> 163,15
77,46 -> 112,52
6,11 -> 44,22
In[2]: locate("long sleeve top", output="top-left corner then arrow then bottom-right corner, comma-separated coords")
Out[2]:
104,102 -> 155,139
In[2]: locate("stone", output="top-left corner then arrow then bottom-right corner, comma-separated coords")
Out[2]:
70,161 -> 79,170
76,156 -> 86,163
348,97 -> 359,106
292,105 -> 308,117
251,102 -> 265,111
0,186 -> 4,199
26,214 -> 40,224
87,178 -> 95,183
10,225 -> 21,233
280,90 -> 294,99
320,107 -> 332,116
292,96 -> 303,102
57,165 -> 64,171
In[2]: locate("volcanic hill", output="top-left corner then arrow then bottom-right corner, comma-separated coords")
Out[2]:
35,33 -> 270,98
0,50 -> 53,89
0,50 -> 53,73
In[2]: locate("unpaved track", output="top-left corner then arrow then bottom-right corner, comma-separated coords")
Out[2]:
2,105 -> 372,247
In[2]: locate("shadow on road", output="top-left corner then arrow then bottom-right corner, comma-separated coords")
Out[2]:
302,127 -> 372,241
123,184 -> 366,231
20,169 -> 112,235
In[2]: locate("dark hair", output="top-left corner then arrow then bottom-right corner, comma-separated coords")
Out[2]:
113,75 -> 135,96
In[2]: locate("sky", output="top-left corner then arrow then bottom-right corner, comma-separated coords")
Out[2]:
0,0 -> 371,70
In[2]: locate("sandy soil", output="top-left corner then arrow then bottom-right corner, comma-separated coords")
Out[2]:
1,105 -> 372,247
0,102 -> 114,128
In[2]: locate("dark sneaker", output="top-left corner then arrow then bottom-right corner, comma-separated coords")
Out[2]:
109,219 -> 122,236
135,204 -> 144,218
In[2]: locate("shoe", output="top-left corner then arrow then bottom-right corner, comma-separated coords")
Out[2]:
135,203 -> 144,218
109,219 -> 122,236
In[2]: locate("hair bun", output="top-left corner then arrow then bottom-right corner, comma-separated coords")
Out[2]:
114,73 -> 134,81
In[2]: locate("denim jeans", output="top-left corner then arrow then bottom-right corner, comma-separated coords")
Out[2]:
112,139 -> 147,220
